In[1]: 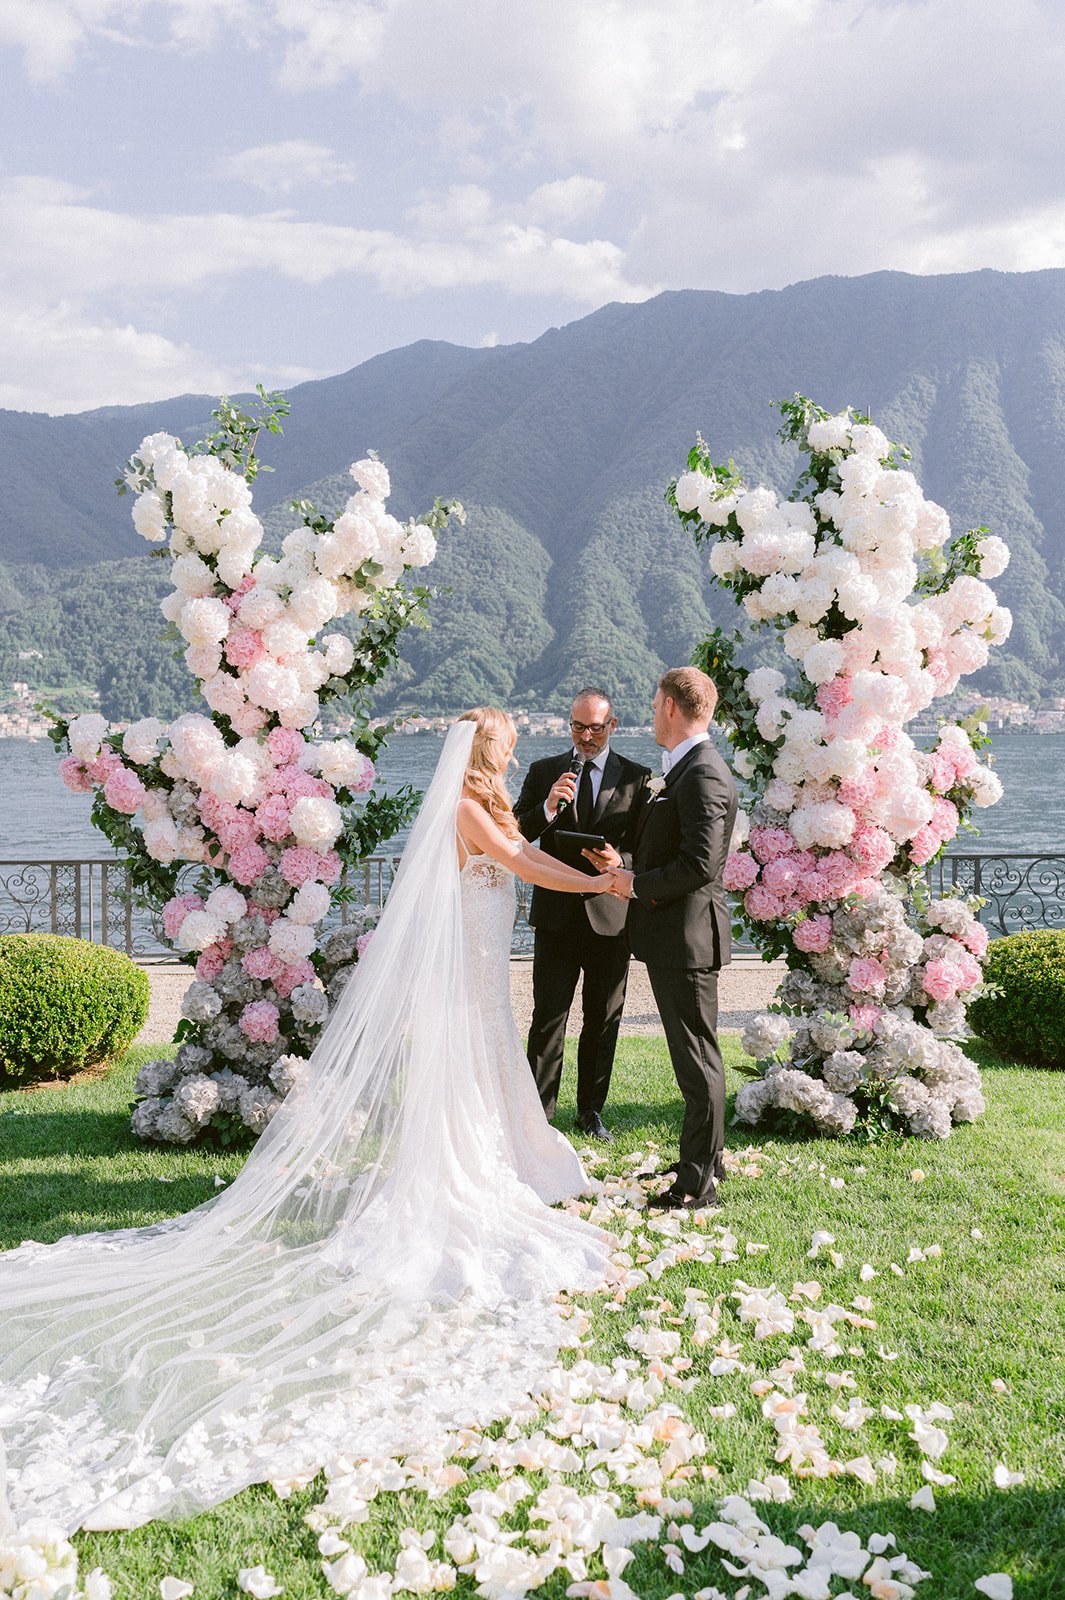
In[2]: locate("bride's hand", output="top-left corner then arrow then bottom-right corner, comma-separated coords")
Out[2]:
587,873 -> 620,894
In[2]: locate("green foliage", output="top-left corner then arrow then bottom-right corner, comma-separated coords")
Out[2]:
0,934 -> 149,1087
968,930 -> 1065,1068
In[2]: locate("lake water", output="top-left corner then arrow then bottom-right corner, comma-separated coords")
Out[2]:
1,730 -> 1062,859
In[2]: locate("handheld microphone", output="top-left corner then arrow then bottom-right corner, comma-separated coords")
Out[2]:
557,750 -> 584,816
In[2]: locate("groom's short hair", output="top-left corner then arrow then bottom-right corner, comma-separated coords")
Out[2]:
659,667 -> 717,723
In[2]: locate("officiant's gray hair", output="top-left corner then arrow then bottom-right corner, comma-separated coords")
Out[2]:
572,686 -> 614,714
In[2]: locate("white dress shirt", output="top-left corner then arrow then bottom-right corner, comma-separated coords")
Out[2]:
544,745 -> 610,824
661,731 -> 710,774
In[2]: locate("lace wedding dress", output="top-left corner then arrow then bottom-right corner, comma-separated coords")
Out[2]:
0,723 -> 611,1534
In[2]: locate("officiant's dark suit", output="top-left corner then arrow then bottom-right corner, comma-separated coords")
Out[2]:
513,713 -> 649,1133
626,710 -> 737,1205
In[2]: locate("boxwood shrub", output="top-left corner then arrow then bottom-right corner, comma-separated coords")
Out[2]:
968,928 -> 1065,1068
0,934 -> 150,1087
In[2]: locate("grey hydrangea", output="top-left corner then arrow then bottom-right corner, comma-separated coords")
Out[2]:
290,983 -> 329,1026
239,1084 -> 280,1133
173,1073 -> 222,1127
134,1058 -> 177,1099
251,866 -> 291,909
181,979 -> 223,1024
174,1041 -> 214,1076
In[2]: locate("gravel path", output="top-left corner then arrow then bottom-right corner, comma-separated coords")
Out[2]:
135,955 -> 785,1048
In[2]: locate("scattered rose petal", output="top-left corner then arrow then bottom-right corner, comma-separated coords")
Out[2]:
160,1581 -> 195,1600
909,1485 -> 936,1513
237,1568 -> 283,1599
993,1462 -> 1025,1489
974,1577 -> 1013,1600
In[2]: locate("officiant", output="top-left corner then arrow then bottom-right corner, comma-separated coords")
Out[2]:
514,689 -> 649,1140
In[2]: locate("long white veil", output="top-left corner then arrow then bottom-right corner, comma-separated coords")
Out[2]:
0,723 -> 610,1533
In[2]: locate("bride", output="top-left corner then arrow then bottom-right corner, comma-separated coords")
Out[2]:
0,709 -> 620,1535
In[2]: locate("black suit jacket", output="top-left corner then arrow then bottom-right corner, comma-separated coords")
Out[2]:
627,741 -> 738,970
514,748 -> 649,937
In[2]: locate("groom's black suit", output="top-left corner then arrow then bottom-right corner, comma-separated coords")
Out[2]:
514,748 -> 649,1121
627,740 -> 737,1202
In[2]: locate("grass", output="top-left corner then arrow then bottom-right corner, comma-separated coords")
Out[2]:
1,1038 -> 1063,1599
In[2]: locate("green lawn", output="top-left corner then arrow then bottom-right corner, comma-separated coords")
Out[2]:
1,1039 -> 1063,1600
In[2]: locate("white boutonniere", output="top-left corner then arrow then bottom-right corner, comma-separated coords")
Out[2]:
647,775 -> 667,798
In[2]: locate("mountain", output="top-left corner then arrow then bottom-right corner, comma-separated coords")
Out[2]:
1,269 -> 1063,724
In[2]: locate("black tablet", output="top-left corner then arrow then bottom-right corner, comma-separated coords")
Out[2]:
553,830 -> 608,853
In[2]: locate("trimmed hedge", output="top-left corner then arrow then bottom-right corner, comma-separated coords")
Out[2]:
0,934 -> 149,1087
968,929 -> 1065,1069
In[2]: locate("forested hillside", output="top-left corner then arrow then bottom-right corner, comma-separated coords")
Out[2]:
2,269 -> 1063,722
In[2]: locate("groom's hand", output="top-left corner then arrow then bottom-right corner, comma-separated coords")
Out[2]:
583,843 -> 622,870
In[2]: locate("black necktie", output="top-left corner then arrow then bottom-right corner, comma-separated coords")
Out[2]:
576,759 -> 595,829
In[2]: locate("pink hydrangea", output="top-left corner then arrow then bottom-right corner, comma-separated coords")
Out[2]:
848,955 -> 887,995
821,851 -> 863,896
279,845 -> 320,886
267,727 -> 306,766
248,902 -> 280,924
217,810 -> 260,854
242,945 -> 285,981
356,931 -> 374,958
907,824 -> 941,867
930,797 -> 960,841
239,999 -> 280,1042
196,946 -> 227,982
103,765 -> 148,815
723,851 -> 759,891
929,752 -> 955,793
922,958 -> 963,1003
224,628 -> 267,670
275,958 -> 316,998
762,854 -> 800,896
284,768 -> 332,800
256,794 -> 293,842
798,867 -> 832,903
850,823 -> 896,873
745,884 -> 785,921
317,850 -> 343,885
925,648 -> 953,690
793,914 -> 833,953
225,574 -> 257,612
163,892 -> 203,941
197,793 -> 231,832
873,724 -> 901,751
962,921 -> 989,958
849,1004 -> 882,1033
815,676 -> 853,719
228,843 -> 271,885
838,769 -> 877,810
59,756 -> 94,793
231,704 -> 268,738
88,749 -> 122,784
749,827 -> 795,864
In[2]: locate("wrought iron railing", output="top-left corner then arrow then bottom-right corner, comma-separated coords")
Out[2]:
924,852 -> 1065,937
1,852 -> 1061,962
0,856 -> 537,959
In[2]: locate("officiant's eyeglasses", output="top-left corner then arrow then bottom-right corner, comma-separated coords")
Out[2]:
570,719 -> 612,734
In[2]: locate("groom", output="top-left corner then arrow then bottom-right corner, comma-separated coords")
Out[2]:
591,667 -> 737,1209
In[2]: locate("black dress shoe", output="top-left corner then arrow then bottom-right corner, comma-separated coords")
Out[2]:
575,1111 -> 613,1142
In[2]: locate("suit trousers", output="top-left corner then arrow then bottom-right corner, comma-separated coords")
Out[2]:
645,964 -> 724,1200
527,903 -> 629,1120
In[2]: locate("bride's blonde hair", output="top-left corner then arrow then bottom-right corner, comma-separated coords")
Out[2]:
458,707 -> 521,839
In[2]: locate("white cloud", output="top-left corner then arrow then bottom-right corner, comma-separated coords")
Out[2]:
221,140 -> 357,195
0,174 -> 650,301
0,172 -> 651,409
0,300 -> 316,414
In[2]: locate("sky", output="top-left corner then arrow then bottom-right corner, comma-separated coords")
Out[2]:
1,0 -> 1063,415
